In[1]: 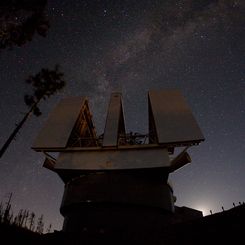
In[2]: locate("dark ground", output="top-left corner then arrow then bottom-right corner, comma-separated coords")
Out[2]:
0,204 -> 244,244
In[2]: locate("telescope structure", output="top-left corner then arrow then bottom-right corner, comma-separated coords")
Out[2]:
32,90 -> 204,237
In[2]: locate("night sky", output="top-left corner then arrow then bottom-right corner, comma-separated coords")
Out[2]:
0,0 -> 244,231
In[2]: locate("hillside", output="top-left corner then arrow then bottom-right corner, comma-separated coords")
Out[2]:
0,204 -> 244,244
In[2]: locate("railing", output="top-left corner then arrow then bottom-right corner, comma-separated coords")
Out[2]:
67,132 -> 149,147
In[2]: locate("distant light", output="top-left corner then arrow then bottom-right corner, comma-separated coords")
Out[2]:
193,205 -> 210,216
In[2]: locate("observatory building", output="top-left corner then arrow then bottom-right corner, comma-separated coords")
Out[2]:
32,90 -> 204,239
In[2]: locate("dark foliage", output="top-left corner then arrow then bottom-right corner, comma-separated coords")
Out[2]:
0,0 -> 49,50
24,64 -> 66,116
0,193 -> 52,234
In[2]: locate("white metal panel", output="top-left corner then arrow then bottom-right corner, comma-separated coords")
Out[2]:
103,92 -> 125,147
148,90 -> 204,144
55,148 -> 170,170
32,97 -> 86,150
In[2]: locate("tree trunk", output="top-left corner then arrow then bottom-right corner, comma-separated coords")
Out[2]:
0,99 -> 41,158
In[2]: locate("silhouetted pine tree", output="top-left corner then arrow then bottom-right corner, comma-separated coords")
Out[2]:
17,209 -> 24,227
8,211 -> 13,224
0,202 -> 3,222
3,193 -> 12,224
46,223 -> 52,233
36,214 -> 44,234
28,212 -> 35,231
13,215 -> 18,225
0,65 -> 66,158
23,210 -> 29,227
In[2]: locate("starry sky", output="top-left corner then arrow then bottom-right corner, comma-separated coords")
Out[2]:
0,0 -> 244,231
